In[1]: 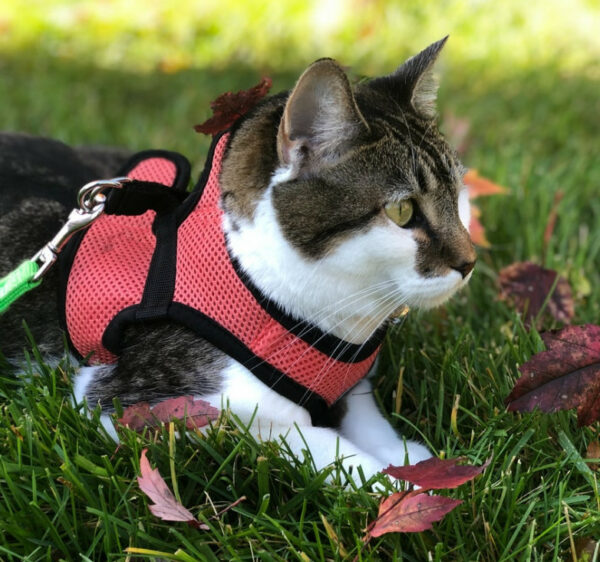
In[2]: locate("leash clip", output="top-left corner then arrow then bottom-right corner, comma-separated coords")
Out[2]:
31,176 -> 131,281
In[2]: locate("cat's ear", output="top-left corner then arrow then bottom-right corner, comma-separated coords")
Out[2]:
277,59 -> 369,173
370,36 -> 448,119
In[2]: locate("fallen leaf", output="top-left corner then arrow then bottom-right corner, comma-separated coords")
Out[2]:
138,449 -> 208,529
464,170 -> 508,199
150,396 -> 220,430
118,396 -> 219,432
577,377 -> 600,427
369,492 -> 462,536
586,440 -> 600,471
575,537 -> 598,560
505,324 -> 600,426
498,261 -> 574,327
383,456 -> 490,490
194,77 -> 272,135
469,204 -> 490,247
463,170 -> 508,247
117,402 -> 154,431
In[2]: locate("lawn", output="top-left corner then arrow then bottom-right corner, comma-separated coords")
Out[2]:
0,1 -> 599,560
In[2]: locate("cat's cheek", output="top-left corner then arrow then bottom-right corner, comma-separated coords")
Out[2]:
458,188 -> 471,230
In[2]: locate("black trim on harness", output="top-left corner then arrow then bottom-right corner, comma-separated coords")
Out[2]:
102,302 -> 336,427
175,130 -> 228,226
104,180 -> 187,216
57,149 -> 193,355
117,149 -> 191,192
135,211 -> 178,320
227,252 -> 385,363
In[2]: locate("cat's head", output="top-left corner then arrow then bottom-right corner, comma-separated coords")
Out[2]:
222,37 -> 476,342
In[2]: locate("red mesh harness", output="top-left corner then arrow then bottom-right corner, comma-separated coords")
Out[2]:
60,132 -> 384,425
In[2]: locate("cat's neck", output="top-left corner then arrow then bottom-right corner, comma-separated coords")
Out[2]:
224,182 -> 394,344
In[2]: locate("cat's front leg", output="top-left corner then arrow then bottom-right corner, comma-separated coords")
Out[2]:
250,421 -> 386,483
338,379 -> 432,468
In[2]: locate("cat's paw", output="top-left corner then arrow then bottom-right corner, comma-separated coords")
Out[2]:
374,440 -> 433,469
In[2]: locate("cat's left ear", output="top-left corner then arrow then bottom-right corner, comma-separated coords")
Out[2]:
277,59 -> 369,174
370,36 -> 448,119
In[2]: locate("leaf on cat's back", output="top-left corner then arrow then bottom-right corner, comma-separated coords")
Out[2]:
117,396 -> 219,432
498,261 -> 574,328
138,448 -> 208,529
505,324 -> 600,426
382,456 -> 490,489
194,77 -> 273,135
368,492 -> 462,536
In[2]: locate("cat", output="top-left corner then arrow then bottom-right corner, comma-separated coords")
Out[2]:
0,37 -> 475,484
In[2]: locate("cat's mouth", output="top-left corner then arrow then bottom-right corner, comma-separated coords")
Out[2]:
397,268 -> 471,311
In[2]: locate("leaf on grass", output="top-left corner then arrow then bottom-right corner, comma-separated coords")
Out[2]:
469,205 -> 490,248
138,449 -> 208,529
464,170 -> 508,199
194,77 -> 272,135
586,440 -> 600,471
369,492 -> 462,536
151,396 -> 220,430
118,396 -> 219,432
498,261 -> 574,327
383,456 -> 490,490
463,170 -> 508,247
117,402 -> 154,431
505,324 -> 600,426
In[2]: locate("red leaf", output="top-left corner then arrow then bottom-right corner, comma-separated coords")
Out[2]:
506,324 -> 600,426
150,396 -> 220,430
463,170 -> 508,247
578,378 -> 600,427
469,204 -> 490,247
586,440 -> 600,471
138,449 -> 208,528
369,492 -> 462,536
383,456 -> 490,490
118,396 -> 219,432
464,169 -> 508,199
194,77 -> 272,135
117,402 -> 154,432
498,261 -> 574,328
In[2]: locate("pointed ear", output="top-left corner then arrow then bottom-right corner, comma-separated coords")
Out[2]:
277,59 -> 369,173
370,36 -> 448,119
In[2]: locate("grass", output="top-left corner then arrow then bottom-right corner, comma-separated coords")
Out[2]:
1,1 -> 600,560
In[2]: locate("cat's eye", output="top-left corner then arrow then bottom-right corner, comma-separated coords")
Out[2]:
384,199 -> 414,227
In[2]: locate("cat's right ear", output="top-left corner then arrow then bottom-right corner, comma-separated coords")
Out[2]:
369,36 -> 448,119
277,59 -> 368,175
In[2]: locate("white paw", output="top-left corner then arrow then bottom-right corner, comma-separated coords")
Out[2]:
374,440 -> 433,468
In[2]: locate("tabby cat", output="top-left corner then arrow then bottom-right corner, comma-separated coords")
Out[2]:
0,37 -> 475,482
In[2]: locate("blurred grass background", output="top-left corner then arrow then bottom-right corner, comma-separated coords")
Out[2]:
1,1 -> 599,560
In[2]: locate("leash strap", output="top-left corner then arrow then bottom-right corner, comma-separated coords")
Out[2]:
0,260 -> 41,314
0,176 -> 132,314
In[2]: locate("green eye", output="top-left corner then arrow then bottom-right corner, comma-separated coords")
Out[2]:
384,199 -> 414,227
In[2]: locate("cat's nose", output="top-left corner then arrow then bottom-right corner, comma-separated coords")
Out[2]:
452,260 -> 476,279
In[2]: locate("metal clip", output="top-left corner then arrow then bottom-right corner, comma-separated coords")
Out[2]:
31,176 -> 131,281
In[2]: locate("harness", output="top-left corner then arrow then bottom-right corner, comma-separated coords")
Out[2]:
59,132 -> 384,426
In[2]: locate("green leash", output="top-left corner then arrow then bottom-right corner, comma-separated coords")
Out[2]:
0,176 -> 131,315
0,261 -> 41,314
